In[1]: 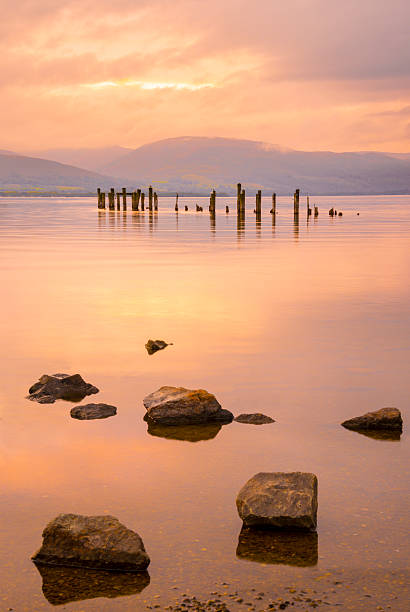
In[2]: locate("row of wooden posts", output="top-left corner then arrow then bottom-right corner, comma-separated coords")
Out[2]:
97,185 -> 318,217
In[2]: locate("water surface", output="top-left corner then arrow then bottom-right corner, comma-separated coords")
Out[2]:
0,196 -> 409,611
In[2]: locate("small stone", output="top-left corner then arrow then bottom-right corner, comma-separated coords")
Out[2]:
145,339 -> 170,355
32,513 -> 150,571
236,472 -> 318,530
70,403 -> 117,420
234,413 -> 275,425
27,373 -> 99,404
342,407 -> 402,432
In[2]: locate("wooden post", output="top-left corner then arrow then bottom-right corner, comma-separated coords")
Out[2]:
226,205 -> 229,213
184,205 -> 188,211
256,190 -> 262,216
109,188 -> 115,210
271,193 -> 276,215
149,186 -> 153,211
100,192 -> 106,209
240,189 -> 245,213
237,183 -> 242,214
141,193 -> 145,211
314,206 -> 319,217
154,192 -> 158,211
116,193 -> 121,210
209,189 -> 216,214
97,187 -> 101,208
122,187 -> 127,210
136,189 -> 141,211
294,189 -> 300,216
175,193 -> 179,210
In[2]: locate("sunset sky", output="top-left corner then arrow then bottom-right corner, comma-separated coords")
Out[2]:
2,0 -> 410,152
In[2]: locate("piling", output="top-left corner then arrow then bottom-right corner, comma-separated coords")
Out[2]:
108,188 -> 115,210
122,187 -> 127,210
240,189 -> 246,214
141,193 -> 145,211
175,193 -> 179,211
149,186 -> 153,211
237,183 -> 242,214
100,192 -> 106,209
154,192 -> 158,211
116,193 -> 121,210
256,190 -> 262,216
294,189 -> 300,217
97,188 -> 102,208
209,189 -> 216,214
314,206 -> 319,217
185,205 -> 188,211
271,193 -> 276,215
226,205 -> 229,213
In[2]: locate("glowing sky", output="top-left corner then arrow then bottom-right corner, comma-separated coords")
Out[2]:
1,0 -> 410,151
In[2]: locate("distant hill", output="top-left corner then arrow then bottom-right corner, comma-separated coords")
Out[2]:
102,137 -> 410,195
0,153 -> 118,194
25,146 -> 132,173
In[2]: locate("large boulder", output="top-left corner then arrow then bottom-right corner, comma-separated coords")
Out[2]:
236,472 -> 318,531
236,526 -> 318,566
27,373 -> 99,404
143,386 -> 233,425
32,514 -> 150,572
235,413 -> 275,425
70,403 -> 117,420
342,407 -> 402,431
35,564 -> 150,605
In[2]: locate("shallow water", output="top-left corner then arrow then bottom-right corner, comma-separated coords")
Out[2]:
0,195 -> 409,611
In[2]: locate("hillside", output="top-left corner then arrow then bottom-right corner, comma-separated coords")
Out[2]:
24,146 -> 131,173
102,137 -> 410,195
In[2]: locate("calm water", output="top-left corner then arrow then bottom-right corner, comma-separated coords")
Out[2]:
0,196 -> 409,611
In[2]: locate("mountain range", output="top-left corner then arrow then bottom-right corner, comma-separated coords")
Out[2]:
1,137 -> 409,195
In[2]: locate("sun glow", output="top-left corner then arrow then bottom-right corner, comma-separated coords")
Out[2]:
84,80 -> 215,91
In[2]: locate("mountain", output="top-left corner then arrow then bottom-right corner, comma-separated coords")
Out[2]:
24,146 -> 131,173
0,153 -> 117,194
102,137 -> 410,195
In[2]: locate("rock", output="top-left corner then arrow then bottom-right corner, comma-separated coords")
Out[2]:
341,407 -> 402,431
34,564 -> 150,605
236,472 -> 318,530
145,339 -> 170,355
236,526 -> 318,566
70,403 -> 117,420
234,413 -> 275,425
27,373 -> 99,404
32,514 -> 150,572
143,386 -> 233,425
145,417 -> 223,442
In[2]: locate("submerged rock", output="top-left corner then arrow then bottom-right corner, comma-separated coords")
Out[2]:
70,403 -> 117,420
145,339 -> 170,355
143,386 -> 233,425
234,413 -> 275,425
236,472 -> 318,531
32,514 -> 150,572
27,373 -> 99,404
35,564 -> 150,605
236,526 -> 318,566
341,407 -> 402,432
145,417 -> 223,442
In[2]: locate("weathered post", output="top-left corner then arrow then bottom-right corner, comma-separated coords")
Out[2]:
97,187 -> 101,208
314,206 -> 319,217
240,189 -> 246,213
226,205 -> 229,213
154,192 -> 158,211
116,193 -> 121,210
271,192 -> 276,215
256,190 -> 262,216
209,189 -> 216,214
100,192 -> 106,209
294,189 -> 300,217
237,183 -> 242,214
136,189 -> 141,211
175,193 -> 179,211
109,188 -> 115,210
184,205 -> 188,211
141,193 -> 145,211
149,186 -> 153,211
122,187 -> 127,210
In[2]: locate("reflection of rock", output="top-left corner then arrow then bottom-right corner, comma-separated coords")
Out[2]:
27,373 -> 99,404
70,403 -> 117,420
32,514 -> 150,572
143,386 -> 233,425
236,526 -> 318,567
235,413 -> 275,424
346,428 -> 401,441
35,563 -> 150,605
342,407 -> 402,432
236,472 -> 318,530
145,339 -> 170,355
145,416 -> 223,442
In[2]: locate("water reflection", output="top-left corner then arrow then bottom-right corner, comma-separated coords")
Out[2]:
34,563 -> 150,605
145,418 -> 224,442
236,527 -> 318,567
344,428 -> 402,441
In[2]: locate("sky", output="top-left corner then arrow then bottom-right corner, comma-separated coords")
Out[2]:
1,0 -> 410,152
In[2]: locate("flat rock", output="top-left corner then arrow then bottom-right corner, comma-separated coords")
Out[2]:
32,514 -> 150,572
235,413 -> 275,425
35,564 -> 150,605
342,407 -> 402,431
70,403 -> 117,420
236,472 -> 318,531
236,526 -> 318,566
143,386 -> 233,425
27,373 -> 99,404
145,339 -> 170,355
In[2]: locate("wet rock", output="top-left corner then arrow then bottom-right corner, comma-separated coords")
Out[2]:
32,514 -> 150,572
341,407 -> 402,432
236,472 -> 318,530
143,386 -> 233,425
145,417 -> 223,442
236,526 -> 318,566
145,339 -> 171,355
35,563 -> 150,605
350,429 -> 401,441
70,403 -> 117,420
27,373 -> 99,404
234,413 -> 275,425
